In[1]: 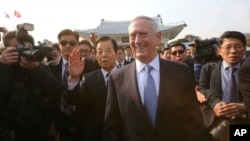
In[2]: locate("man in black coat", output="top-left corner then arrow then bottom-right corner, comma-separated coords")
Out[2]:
0,44 -> 61,141
47,29 -> 99,141
238,56 -> 250,120
68,36 -> 118,141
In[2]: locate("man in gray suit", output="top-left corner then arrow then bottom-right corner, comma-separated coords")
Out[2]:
103,16 -> 214,141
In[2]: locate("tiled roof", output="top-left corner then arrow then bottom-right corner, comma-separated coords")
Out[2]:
75,16 -> 187,36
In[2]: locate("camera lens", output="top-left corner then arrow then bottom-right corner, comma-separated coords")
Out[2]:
22,49 -> 44,62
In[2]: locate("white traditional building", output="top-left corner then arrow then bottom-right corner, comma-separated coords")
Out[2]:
75,15 -> 187,49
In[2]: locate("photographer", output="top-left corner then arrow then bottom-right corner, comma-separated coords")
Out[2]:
0,29 -> 62,141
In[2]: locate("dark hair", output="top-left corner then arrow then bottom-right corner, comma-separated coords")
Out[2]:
52,43 -> 60,52
79,39 -> 92,51
95,36 -> 118,53
57,29 -> 79,41
3,30 -> 34,47
161,47 -> 169,53
117,46 -> 124,52
169,42 -> 186,51
124,46 -> 131,50
218,31 -> 246,47
3,31 -> 16,47
25,34 -> 35,46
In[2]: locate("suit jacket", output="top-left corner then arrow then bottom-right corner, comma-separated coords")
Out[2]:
238,57 -> 250,120
48,57 -> 96,141
116,59 -> 130,68
79,69 -> 108,141
125,57 -> 135,63
0,63 -> 61,141
199,60 -> 245,109
48,57 -> 100,83
104,59 -> 214,141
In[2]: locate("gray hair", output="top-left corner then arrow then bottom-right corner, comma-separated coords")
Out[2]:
129,16 -> 159,32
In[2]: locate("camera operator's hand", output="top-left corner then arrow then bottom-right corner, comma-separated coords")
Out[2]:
0,47 -> 19,65
19,56 -> 39,70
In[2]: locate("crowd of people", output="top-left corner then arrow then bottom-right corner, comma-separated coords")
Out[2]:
0,15 -> 250,141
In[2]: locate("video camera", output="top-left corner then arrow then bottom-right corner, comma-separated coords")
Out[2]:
16,23 -> 52,62
193,38 -> 220,63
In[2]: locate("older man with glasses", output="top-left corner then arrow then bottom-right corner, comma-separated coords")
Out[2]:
197,31 -> 249,141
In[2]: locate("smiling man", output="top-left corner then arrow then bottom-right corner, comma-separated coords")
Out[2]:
68,36 -> 118,141
103,15 -> 214,141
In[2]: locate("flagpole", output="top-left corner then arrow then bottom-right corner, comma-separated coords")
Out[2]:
13,21 -> 16,31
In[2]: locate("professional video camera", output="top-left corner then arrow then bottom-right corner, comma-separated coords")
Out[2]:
15,23 -> 52,62
193,38 -> 220,63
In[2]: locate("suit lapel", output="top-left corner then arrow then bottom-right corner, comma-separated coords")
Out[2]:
127,62 -> 148,120
211,61 -> 222,97
94,70 -> 107,92
156,60 -> 172,124
52,57 -> 63,84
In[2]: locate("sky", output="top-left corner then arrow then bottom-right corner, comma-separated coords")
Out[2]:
0,0 -> 250,44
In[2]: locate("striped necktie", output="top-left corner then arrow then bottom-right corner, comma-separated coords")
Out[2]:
227,66 -> 238,103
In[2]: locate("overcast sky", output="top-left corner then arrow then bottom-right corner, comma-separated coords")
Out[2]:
1,0 -> 250,43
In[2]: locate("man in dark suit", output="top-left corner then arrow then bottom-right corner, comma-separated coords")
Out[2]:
103,16 -> 214,141
238,56 -> 250,120
47,29 -> 83,141
68,36 -> 118,141
198,31 -> 248,141
169,42 -> 195,79
116,47 -> 130,68
124,46 -> 134,63
48,29 -> 99,141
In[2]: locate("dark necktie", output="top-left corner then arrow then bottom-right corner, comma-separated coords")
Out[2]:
144,65 -> 157,126
60,62 -> 76,116
63,62 -> 69,88
106,72 -> 109,88
127,57 -> 130,62
227,66 -> 238,103
118,63 -> 122,68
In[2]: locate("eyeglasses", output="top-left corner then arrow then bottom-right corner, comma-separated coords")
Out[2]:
220,44 -> 244,51
170,50 -> 185,56
79,49 -> 90,54
60,40 -> 77,46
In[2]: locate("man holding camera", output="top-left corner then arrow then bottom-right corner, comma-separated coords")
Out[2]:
0,29 -> 62,141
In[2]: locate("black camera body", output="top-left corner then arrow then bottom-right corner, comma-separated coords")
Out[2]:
16,45 -> 48,62
194,38 -> 220,63
15,23 -> 52,62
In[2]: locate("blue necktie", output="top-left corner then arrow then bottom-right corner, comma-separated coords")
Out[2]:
144,65 -> 157,126
227,66 -> 238,103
